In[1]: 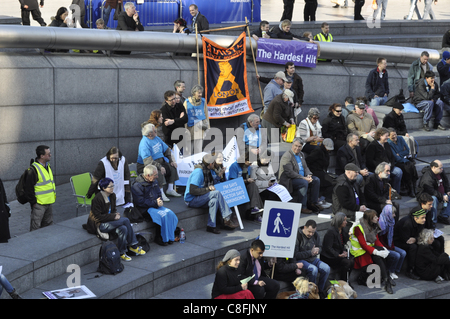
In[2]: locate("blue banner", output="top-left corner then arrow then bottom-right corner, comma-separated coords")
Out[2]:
256,38 -> 318,68
213,177 -> 249,207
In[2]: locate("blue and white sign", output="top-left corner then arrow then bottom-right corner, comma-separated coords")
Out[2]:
259,201 -> 301,258
213,177 -> 249,207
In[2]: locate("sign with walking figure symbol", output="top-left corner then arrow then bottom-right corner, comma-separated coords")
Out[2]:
267,209 -> 294,238
259,201 -> 302,258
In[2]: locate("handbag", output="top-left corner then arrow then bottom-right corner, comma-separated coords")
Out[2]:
282,124 -> 296,143
372,0 -> 378,10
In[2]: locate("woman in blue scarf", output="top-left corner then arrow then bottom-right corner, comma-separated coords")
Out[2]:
378,205 -> 406,281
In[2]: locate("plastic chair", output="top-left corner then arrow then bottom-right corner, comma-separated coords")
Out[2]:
70,172 -> 93,217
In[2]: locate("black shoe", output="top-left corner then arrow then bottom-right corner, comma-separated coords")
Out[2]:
422,124 -> 431,131
206,226 -> 221,234
438,215 -> 450,225
383,282 -> 393,294
405,269 -> 421,280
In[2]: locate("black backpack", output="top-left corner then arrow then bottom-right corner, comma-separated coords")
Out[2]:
15,164 -> 35,205
97,241 -> 124,275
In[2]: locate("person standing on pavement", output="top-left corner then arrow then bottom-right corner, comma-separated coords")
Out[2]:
23,145 -> 56,231
0,178 -> 11,243
19,0 -> 46,26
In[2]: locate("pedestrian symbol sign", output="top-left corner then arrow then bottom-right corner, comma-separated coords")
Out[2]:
267,208 -> 294,238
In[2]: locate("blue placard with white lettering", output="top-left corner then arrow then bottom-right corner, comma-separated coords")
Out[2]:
214,177 -> 249,207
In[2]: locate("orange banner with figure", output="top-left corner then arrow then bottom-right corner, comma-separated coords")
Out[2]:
203,32 -> 253,119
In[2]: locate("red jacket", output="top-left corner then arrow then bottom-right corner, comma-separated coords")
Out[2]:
353,226 -> 385,269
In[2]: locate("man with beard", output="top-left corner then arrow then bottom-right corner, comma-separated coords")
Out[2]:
332,163 -> 368,222
160,90 -> 188,148
87,146 -> 131,206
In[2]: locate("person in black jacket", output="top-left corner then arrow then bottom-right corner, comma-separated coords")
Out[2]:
19,0 -> 46,26
237,239 -> 280,299
211,249 -> 254,299
382,100 -> 417,156
332,163 -> 367,222
189,4 -> 209,33
365,57 -> 389,106
416,160 -> 450,225
0,178 -> 11,243
49,7 -> 68,27
116,2 -> 144,31
437,51 -> 450,86
415,228 -> 450,282
365,127 -> 403,196
160,90 -> 188,148
322,103 -> 347,151
412,71 -> 446,131
321,212 -> 354,282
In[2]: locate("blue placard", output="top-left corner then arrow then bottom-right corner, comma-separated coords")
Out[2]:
213,177 -> 249,207
266,208 -> 295,238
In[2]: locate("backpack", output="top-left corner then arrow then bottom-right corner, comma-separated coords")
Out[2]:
97,241 -> 124,275
127,233 -> 150,256
15,164 -> 35,205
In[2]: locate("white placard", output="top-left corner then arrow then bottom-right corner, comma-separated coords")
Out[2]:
259,201 -> 302,258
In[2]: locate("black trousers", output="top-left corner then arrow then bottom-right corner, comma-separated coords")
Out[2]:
281,0 -> 295,21
248,277 -> 280,299
304,1 -> 318,21
354,0 -> 365,20
21,9 -> 46,26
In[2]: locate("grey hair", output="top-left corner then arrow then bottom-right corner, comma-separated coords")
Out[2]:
308,107 -> 320,119
142,123 -> 155,137
292,137 -> 304,145
143,164 -> 157,177
191,84 -> 204,96
375,162 -> 390,175
417,228 -> 434,245
247,113 -> 260,124
124,2 -> 135,10
331,212 -> 347,229
346,132 -> 359,143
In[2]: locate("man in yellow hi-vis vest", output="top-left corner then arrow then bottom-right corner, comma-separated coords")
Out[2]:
24,145 -> 56,231
314,22 -> 333,62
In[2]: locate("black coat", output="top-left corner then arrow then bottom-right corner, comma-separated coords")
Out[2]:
211,264 -> 244,299
322,112 -> 347,143
237,249 -> 269,286
320,226 -> 349,268
365,68 -> 389,100
416,166 -> 450,202
413,79 -> 441,105
116,11 -> 144,31
415,245 -> 450,280
393,213 -> 423,247
332,174 -> 365,219
0,179 -> 11,243
160,102 -> 188,147
364,173 -> 389,209
19,0 -> 43,10
191,12 -> 209,33
382,110 -> 408,136
335,144 -> 366,175
86,192 -> 117,234
365,140 -> 395,173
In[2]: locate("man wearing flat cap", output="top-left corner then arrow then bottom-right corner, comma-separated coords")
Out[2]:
184,154 -> 238,234
382,100 -> 417,156
332,163 -> 367,222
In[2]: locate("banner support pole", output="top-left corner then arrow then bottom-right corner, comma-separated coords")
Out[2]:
245,17 -> 264,114
195,24 -> 200,86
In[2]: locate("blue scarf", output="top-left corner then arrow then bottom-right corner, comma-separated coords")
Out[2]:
379,205 -> 395,247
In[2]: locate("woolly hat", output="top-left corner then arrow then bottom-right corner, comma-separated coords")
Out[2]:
443,51 -> 450,61
222,249 -> 240,262
412,208 -> 427,217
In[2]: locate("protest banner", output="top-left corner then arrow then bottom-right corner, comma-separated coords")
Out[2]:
214,177 -> 249,229
203,32 -> 253,119
256,38 -> 318,68
259,201 -> 302,258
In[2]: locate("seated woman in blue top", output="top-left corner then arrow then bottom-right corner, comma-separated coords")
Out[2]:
137,123 -> 181,201
387,129 -> 418,198
184,154 -> 238,234
228,150 -> 264,222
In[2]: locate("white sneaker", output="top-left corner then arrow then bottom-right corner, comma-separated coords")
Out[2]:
318,200 -> 332,209
390,273 -> 398,280
161,193 -> 170,202
166,189 -> 182,197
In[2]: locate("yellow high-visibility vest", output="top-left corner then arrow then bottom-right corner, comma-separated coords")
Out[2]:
32,162 -> 56,205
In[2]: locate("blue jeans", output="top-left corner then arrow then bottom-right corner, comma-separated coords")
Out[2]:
187,190 -> 232,228
416,99 -> 444,125
0,274 -> 14,296
102,5 -> 113,26
390,166 -> 402,193
99,217 -> 138,255
432,196 -> 450,219
386,247 -> 406,273
298,258 -> 330,292
369,95 -> 388,106
406,0 -> 421,19
291,176 -> 320,208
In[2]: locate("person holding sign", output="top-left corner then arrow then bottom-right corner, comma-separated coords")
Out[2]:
184,154 -> 238,234
211,249 -> 255,299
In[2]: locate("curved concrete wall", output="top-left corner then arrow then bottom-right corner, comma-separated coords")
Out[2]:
0,51 -> 416,199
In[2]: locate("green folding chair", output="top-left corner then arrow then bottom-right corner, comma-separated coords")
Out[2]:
70,172 -> 93,217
